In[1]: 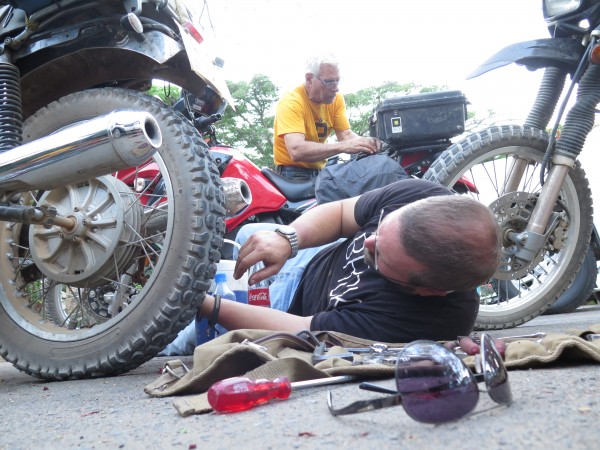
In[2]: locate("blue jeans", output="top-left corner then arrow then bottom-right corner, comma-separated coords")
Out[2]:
276,165 -> 319,181
159,223 -> 338,356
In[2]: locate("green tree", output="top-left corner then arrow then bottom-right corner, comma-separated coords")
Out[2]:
218,75 -> 279,168
148,83 -> 181,106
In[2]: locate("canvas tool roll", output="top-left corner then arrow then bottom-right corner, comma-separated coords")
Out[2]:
144,325 -> 600,416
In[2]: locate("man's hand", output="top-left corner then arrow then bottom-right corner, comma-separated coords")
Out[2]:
341,136 -> 382,155
284,133 -> 382,163
234,230 -> 292,285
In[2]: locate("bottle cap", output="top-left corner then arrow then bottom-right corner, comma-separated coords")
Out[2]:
215,273 -> 227,283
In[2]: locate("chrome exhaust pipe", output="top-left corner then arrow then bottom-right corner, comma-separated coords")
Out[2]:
221,177 -> 252,217
0,110 -> 162,194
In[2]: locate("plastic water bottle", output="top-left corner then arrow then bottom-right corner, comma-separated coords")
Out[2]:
196,273 -> 237,345
216,259 -> 248,304
248,262 -> 271,307
214,272 -> 237,302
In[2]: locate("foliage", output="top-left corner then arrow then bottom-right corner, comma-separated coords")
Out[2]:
148,84 -> 181,106
217,75 -> 279,168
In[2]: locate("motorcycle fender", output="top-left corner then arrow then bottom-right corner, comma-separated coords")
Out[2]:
177,23 -> 235,108
18,29 -> 231,118
467,38 -> 584,79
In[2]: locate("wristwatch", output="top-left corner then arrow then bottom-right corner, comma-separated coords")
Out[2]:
274,225 -> 299,259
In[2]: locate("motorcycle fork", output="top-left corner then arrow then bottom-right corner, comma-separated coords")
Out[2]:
503,67 -> 568,196
506,62 -> 600,265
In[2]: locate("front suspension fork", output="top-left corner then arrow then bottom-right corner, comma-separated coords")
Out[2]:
500,58 -> 600,266
506,155 -> 574,264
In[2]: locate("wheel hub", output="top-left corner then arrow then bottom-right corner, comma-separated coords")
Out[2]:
29,176 -> 142,287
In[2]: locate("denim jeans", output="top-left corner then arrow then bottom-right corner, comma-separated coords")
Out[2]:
277,165 -> 319,181
159,223 -> 338,356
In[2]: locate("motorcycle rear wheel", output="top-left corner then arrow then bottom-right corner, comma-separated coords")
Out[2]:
424,125 -> 593,329
0,88 -> 225,379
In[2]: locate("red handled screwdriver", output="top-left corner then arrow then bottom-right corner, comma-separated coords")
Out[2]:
208,375 -> 354,413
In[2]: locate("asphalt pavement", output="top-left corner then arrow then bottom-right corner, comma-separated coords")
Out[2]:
1,305 -> 600,450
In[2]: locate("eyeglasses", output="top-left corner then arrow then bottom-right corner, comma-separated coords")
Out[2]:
327,333 -> 512,424
372,208 -> 422,290
315,76 -> 340,87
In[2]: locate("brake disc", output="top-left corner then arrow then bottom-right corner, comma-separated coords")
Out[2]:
490,191 -> 546,280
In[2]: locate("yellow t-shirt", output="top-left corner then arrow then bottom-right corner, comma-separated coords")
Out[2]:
273,85 -> 351,169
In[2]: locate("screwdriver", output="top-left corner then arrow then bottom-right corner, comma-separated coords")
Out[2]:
207,375 -> 354,413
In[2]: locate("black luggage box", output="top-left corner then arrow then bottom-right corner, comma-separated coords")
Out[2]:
370,90 -> 468,144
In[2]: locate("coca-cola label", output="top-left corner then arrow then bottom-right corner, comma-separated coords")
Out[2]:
248,288 -> 270,307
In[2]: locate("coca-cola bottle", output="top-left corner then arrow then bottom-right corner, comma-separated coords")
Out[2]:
247,262 -> 271,307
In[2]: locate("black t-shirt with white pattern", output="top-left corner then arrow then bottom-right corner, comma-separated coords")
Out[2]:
287,178 -> 479,342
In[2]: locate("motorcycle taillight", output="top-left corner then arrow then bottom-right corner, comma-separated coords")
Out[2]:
183,21 -> 204,44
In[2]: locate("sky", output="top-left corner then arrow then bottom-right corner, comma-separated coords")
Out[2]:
198,0 -> 600,227
201,0 -> 551,122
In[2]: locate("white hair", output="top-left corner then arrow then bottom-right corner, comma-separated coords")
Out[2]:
306,53 -> 339,76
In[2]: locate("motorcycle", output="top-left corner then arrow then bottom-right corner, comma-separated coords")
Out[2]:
424,0 -> 600,329
0,0 -> 235,380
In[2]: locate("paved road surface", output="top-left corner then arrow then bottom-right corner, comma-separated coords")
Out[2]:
1,305 -> 599,450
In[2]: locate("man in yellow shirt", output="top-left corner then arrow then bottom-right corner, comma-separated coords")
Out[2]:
273,54 -> 381,180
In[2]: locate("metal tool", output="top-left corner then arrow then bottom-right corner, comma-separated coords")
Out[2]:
311,341 -> 354,364
346,343 -> 405,353
207,375 -> 355,413
347,343 -> 406,366
463,332 -> 546,345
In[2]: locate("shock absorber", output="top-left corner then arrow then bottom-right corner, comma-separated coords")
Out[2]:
0,59 -> 22,153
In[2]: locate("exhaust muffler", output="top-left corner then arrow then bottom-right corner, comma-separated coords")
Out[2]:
221,177 -> 252,217
0,110 -> 162,194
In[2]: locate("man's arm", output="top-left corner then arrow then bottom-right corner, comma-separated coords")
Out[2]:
234,196 -> 361,283
335,128 -> 359,141
200,295 -> 312,333
283,132 -> 380,163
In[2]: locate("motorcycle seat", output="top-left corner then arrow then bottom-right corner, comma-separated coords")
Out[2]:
261,168 -> 316,201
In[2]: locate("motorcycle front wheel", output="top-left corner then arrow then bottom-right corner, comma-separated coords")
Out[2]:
424,125 -> 593,329
0,88 -> 225,379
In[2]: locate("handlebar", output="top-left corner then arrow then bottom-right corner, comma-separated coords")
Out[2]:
194,113 -> 222,131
